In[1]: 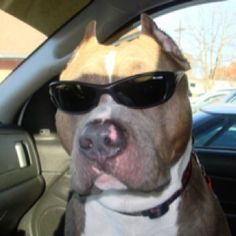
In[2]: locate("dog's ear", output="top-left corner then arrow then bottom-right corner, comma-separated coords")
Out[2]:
81,20 -> 98,43
141,14 -> 190,71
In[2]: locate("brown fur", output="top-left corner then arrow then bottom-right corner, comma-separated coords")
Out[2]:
60,15 -> 189,83
55,14 -> 231,235
178,155 -> 231,235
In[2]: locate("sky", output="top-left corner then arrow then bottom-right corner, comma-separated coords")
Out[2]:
155,0 -> 236,76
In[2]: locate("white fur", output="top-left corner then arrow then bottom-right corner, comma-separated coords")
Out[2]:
82,198 -> 180,236
89,106 -> 112,122
105,51 -> 116,83
82,140 -> 192,236
94,173 -> 127,190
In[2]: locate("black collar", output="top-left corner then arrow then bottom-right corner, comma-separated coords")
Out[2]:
115,159 -> 192,219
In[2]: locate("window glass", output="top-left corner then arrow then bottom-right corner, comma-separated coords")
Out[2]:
0,10 -> 46,83
210,123 -> 236,149
155,0 -> 236,112
230,97 -> 236,104
194,121 -> 224,147
203,95 -> 225,105
227,95 -> 236,104
0,0 -> 90,84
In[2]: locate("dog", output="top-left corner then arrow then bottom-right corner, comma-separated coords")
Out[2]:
51,14 -> 231,235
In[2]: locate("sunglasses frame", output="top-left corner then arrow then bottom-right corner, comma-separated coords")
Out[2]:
49,71 -> 185,114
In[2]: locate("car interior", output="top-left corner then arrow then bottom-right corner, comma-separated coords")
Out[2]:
0,0 -> 235,235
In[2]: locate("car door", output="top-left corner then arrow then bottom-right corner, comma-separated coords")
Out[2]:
0,126 -> 44,236
193,115 -> 236,234
14,82 -> 70,236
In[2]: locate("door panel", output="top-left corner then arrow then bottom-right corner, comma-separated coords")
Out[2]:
195,148 -> 236,235
15,82 -> 70,236
17,168 -> 70,236
0,127 -> 44,236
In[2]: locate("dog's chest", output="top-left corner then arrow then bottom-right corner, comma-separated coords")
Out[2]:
81,198 -> 180,236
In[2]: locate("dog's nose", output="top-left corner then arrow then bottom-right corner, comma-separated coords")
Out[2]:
79,120 -> 127,163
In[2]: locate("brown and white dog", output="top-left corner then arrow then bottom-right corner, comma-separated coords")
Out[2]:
54,14 -> 231,235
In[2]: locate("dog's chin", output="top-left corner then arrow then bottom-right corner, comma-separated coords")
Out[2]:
74,142 -> 171,195
77,173 -> 170,197
91,166 -> 169,193
91,165 -> 127,191
75,162 -> 171,196
94,173 -> 128,191
92,170 -> 170,195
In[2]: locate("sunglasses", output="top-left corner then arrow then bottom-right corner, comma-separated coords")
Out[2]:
49,71 -> 184,114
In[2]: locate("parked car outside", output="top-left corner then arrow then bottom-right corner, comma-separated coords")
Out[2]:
224,90 -> 236,104
193,104 -> 236,148
193,104 -> 236,233
190,89 -> 235,113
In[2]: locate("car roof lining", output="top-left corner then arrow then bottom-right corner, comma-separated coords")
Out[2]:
0,0 -> 91,36
0,0 -> 224,124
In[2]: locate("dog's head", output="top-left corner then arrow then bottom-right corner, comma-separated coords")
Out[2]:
54,14 -> 192,195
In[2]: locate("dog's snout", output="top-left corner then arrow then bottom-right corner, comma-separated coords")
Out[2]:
79,120 -> 127,163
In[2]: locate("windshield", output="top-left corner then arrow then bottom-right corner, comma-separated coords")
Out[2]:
154,0 -> 236,113
0,0 -> 90,84
0,10 -> 46,83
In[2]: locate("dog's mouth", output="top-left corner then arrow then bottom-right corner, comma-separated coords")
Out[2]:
94,173 -> 170,193
72,116 -> 172,195
95,173 -> 128,191
86,156 -> 171,196
91,165 -> 127,191
72,137 -> 171,196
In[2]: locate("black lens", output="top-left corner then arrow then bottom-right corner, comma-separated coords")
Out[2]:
49,72 -> 180,113
50,83 -> 97,113
113,73 -> 175,108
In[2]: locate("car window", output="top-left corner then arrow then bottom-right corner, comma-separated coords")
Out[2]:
194,119 -> 224,147
0,10 -> 46,83
194,116 -> 236,149
227,95 -> 236,104
204,94 -> 225,105
210,123 -> 236,149
154,0 -> 236,110
0,0 -> 90,84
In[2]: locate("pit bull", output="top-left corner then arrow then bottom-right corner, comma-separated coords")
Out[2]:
51,14 -> 231,236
